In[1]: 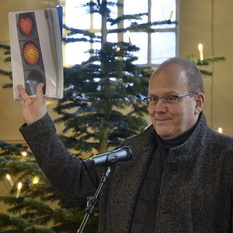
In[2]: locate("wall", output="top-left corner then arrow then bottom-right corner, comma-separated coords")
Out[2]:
179,0 -> 233,134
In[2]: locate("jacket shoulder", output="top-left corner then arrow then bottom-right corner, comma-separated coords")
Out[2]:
121,125 -> 156,148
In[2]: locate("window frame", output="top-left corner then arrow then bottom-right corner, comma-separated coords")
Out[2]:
64,0 -> 178,66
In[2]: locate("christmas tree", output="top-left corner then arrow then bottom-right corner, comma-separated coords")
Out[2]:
55,0 -> 176,154
0,141 -> 98,232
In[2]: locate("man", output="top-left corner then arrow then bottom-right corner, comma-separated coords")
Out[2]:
18,57 -> 233,233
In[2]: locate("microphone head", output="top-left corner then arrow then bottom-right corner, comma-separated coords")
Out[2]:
83,146 -> 136,167
122,146 -> 135,161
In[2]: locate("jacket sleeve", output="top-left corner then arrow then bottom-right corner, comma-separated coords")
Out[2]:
19,113 -> 100,207
232,188 -> 233,233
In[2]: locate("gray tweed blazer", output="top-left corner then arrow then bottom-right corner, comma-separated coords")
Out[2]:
20,113 -> 233,233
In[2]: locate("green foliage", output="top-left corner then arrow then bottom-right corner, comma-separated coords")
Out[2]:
186,54 -> 226,76
54,43 -> 150,152
56,0 -> 161,153
0,43 -> 12,88
0,141 -> 98,232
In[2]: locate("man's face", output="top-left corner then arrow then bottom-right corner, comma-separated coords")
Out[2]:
148,64 -> 200,140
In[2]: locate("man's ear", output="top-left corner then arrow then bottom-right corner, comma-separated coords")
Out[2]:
194,93 -> 205,114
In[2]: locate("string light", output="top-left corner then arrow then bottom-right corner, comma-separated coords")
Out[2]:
21,151 -> 27,157
5,174 -> 14,187
115,47 -> 120,52
218,127 -> 223,133
198,43 -> 204,61
16,182 -> 23,198
32,176 -> 40,184
126,30 -> 132,45
169,9 -> 175,21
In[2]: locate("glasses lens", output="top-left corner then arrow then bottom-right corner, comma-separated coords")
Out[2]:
164,95 -> 177,104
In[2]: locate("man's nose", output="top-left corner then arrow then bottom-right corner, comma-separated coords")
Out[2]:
154,98 -> 167,113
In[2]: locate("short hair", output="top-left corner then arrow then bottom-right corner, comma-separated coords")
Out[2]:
157,57 -> 205,94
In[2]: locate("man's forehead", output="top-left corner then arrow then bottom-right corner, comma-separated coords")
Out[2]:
152,63 -> 184,76
150,65 -> 187,83
149,67 -> 188,93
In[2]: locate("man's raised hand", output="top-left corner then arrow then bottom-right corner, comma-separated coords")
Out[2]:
17,83 -> 47,125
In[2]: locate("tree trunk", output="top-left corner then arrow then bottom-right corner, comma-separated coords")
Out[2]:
99,0 -> 109,153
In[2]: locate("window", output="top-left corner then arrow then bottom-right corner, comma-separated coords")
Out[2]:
64,0 -> 177,66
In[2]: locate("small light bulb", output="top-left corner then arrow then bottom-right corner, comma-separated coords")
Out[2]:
198,43 -> 204,61
16,182 -> 23,198
32,177 -> 39,184
218,127 -> 223,133
6,174 -> 11,181
21,151 -> 27,157
5,174 -> 14,186
198,43 -> 203,51
115,47 -> 120,52
18,182 -> 22,190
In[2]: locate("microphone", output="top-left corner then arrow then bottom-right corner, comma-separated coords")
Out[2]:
84,146 -> 135,167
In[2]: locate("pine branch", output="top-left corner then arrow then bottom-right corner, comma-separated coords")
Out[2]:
24,226 -> 55,233
0,69 -> 12,77
108,20 -> 176,34
63,26 -> 97,38
0,43 -> 10,50
186,54 -> 225,76
0,214 -> 30,231
108,13 -> 148,25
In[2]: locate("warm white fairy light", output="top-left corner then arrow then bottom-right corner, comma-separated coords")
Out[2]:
126,30 -> 132,44
169,9 -> 175,21
16,182 -> 22,198
5,174 -> 14,187
21,151 -> 27,157
218,127 -> 223,133
32,176 -> 40,184
198,43 -> 204,61
115,47 -> 120,52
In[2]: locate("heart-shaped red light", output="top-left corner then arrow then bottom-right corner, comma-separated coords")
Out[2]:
19,18 -> 33,36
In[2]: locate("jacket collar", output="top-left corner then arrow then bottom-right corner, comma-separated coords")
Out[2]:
137,112 -> 208,160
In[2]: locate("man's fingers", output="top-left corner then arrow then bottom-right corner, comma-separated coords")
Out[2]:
17,84 -> 29,101
36,83 -> 45,100
17,83 -> 45,103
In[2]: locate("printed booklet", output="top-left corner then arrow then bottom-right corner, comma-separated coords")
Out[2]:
8,6 -> 63,100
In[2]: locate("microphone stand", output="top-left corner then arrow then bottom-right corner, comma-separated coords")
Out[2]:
77,166 -> 111,233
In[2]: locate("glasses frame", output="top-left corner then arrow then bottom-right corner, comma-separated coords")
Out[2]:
144,92 -> 197,107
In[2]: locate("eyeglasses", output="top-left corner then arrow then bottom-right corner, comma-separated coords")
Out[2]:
144,93 -> 197,108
